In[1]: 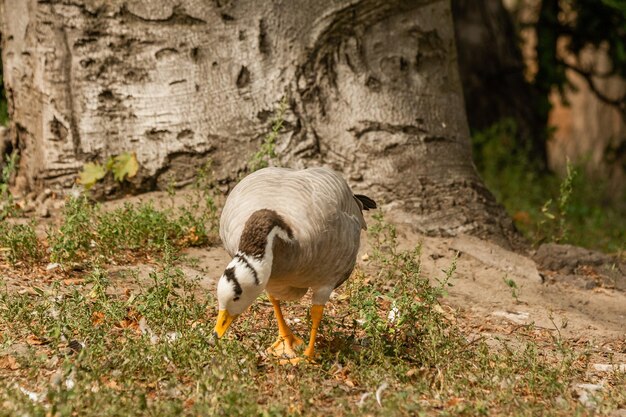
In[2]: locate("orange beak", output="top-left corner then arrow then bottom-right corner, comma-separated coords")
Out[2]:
214,309 -> 238,338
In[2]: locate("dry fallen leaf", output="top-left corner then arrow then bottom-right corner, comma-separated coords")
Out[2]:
335,293 -> 350,301
18,287 -> 41,296
104,379 -> 122,391
118,318 -> 140,332
117,308 -> 142,332
0,355 -> 20,370
445,397 -> 464,407
18,385 -> 45,403
357,392 -> 371,407
91,311 -> 105,326
26,334 -> 47,346
186,226 -> 199,243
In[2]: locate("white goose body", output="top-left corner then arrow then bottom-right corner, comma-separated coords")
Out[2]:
214,166 -> 375,361
220,166 -> 367,304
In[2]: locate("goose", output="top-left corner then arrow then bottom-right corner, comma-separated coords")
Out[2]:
213,166 -> 376,361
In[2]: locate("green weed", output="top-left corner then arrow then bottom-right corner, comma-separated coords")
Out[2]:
0,220 -> 41,266
502,276 -> 520,302
0,150 -> 19,220
248,99 -> 287,172
48,195 -> 96,265
178,161 -> 220,246
539,161 -> 577,243
0,264 -> 218,416
316,211 -> 595,416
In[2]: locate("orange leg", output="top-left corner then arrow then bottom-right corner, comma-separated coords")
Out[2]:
267,295 -> 303,358
303,304 -> 324,359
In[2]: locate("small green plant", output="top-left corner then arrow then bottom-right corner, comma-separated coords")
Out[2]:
351,211 -> 457,364
502,276 -> 520,302
78,151 -> 140,190
48,195 -> 96,265
0,150 -> 18,219
248,99 -> 287,172
0,221 -> 41,265
96,201 -> 210,257
183,160 -> 219,243
369,210 -> 396,250
539,161 -> 577,243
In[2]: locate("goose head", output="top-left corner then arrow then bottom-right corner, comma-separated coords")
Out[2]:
214,209 -> 294,337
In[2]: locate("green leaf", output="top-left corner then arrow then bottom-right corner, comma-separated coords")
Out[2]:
105,156 -> 115,171
78,162 -> 107,189
111,152 -> 139,182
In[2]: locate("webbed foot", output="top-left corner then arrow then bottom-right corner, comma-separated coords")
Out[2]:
267,333 -> 304,358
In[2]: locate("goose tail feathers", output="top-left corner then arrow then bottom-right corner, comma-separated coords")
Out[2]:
354,194 -> 377,211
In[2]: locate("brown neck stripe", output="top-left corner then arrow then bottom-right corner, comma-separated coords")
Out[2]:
238,209 -> 293,258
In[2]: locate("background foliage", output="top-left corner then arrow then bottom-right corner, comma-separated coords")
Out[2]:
535,0 -> 626,113
473,119 -> 625,254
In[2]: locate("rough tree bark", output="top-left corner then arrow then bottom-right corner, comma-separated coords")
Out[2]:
0,0 -> 513,242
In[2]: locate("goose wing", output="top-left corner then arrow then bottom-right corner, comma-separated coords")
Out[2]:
221,167 -> 368,249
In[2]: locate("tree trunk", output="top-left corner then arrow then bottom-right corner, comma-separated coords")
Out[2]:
451,0 -> 548,167
0,0 -> 514,242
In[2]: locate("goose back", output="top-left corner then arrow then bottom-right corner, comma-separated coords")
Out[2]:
219,167 -> 367,295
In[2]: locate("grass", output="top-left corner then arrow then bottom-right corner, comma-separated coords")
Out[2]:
473,119 -> 626,254
0,221 -> 40,266
1,203 -> 624,416
45,192 -> 217,268
48,198 -> 210,266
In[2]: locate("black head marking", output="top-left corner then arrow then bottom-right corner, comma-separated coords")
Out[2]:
224,267 -> 242,301
234,253 -> 260,285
